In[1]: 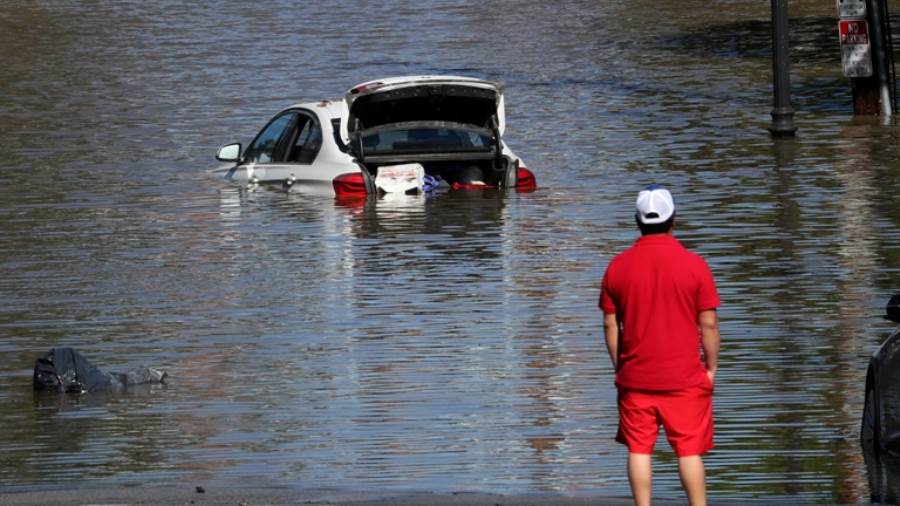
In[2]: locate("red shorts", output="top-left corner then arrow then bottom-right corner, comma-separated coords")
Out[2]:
616,380 -> 714,457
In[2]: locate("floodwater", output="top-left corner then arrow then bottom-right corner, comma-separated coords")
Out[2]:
1,0 -> 899,502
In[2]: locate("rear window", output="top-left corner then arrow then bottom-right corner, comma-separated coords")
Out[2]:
361,127 -> 492,155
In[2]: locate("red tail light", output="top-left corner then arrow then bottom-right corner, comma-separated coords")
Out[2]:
516,167 -> 537,192
332,172 -> 368,197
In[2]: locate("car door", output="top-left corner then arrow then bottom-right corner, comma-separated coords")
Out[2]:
242,109 -> 329,192
238,111 -> 299,183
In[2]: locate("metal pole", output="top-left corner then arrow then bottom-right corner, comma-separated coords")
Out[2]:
867,0 -> 894,117
769,0 -> 797,136
885,0 -> 898,113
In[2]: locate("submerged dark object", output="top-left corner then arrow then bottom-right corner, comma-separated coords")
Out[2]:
885,293 -> 900,324
33,347 -> 167,393
862,293 -> 900,503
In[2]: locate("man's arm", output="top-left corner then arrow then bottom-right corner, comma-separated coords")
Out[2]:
603,313 -> 620,370
699,309 -> 720,383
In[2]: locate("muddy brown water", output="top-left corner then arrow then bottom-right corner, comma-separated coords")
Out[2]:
2,1 -> 900,502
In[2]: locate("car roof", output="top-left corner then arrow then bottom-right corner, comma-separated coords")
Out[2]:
277,100 -> 343,119
273,75 -> 502,119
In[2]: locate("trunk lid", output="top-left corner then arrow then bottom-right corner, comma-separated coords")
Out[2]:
339,76 -> 506,147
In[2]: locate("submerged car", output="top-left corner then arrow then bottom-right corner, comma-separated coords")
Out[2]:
863,293 -> 900,455
862,293 -> 900,502
212,76 -> 536,197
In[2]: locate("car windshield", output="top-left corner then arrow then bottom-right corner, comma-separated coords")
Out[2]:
360,125 -> 493,155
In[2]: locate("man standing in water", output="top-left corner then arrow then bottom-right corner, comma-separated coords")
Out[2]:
599,185 -> 720,506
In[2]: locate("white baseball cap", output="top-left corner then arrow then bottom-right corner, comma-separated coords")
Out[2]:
635,184 -> 675,224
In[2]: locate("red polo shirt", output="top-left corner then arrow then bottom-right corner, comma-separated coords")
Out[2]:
599,234 -> 719,391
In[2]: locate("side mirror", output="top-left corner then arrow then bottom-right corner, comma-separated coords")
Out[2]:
216,143 -> 241,162
886,293 -> 900,323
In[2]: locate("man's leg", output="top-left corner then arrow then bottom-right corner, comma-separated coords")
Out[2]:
627,452 -> 652,506
677,455 -> 706,506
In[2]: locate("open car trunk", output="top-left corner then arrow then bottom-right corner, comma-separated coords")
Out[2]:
365,158 -> 515,188
340,77 -> 516,187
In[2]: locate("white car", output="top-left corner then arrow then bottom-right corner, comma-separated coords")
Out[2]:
212,76 -> 536,198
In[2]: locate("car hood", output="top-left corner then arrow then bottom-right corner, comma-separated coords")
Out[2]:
339,76 -> 505,145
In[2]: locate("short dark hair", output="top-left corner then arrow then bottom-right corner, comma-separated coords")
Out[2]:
636,213 -> 675,235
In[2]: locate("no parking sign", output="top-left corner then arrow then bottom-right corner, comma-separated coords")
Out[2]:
839,19 -> 874,77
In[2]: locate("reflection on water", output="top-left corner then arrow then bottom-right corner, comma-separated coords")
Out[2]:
1,0 -> 900,501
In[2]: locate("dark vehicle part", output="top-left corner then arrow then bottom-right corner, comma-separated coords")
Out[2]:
862,292 -> 900,503
885,293 -> 900,323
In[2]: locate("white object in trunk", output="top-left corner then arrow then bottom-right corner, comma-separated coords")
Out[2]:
375,163 -> 425,193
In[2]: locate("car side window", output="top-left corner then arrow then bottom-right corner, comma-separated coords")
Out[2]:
244,112 -> 297,164
286,112 -> 322,164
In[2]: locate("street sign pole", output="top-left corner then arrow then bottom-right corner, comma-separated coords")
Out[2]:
867,0 -> 894,117
838,0 -> 893,116
769,0 -> 797,136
